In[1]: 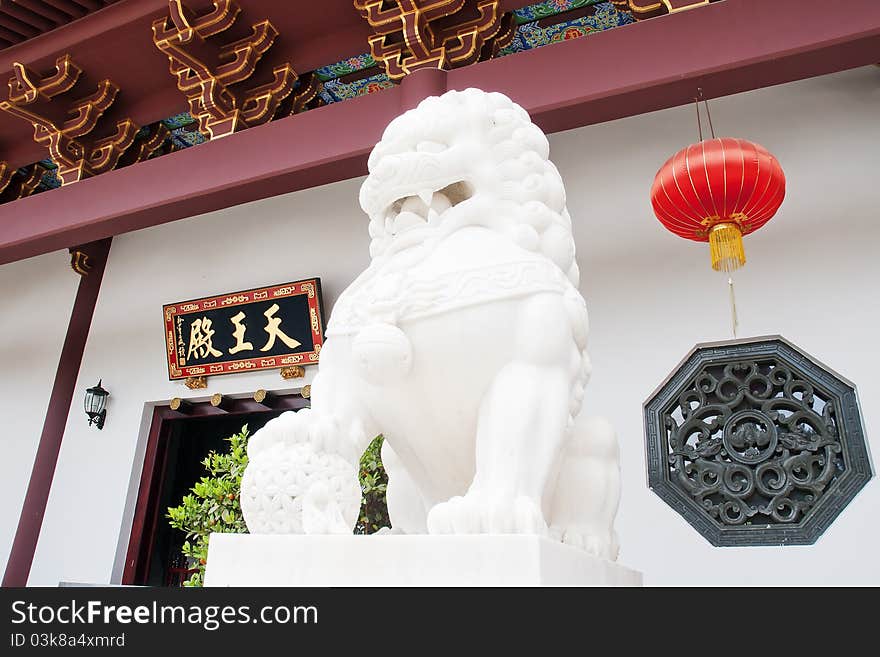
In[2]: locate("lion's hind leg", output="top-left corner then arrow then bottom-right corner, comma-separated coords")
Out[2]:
426,293 -> 580,536
548,415 -> 621,560
381,439 -> 429,534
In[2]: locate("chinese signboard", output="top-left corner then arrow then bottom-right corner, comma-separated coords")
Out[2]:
163,279 -> 324,380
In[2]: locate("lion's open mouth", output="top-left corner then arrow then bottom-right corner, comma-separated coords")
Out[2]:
384,181 -> 473,236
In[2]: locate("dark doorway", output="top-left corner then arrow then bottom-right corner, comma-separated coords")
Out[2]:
147,412 -> 280,586
122,393 -> 308,586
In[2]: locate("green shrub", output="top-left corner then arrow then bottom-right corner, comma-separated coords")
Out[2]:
167,424 -> 390,587
166,425 -> 250,587
355,435 -> 391,534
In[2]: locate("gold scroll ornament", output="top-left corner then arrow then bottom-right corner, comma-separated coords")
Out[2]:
280,365 -> 305,380
0,55 -> 168,185
185,376 -> 208,390
0,161 -> 44,202
610,0 -> 711,20
354,0 -> 516,80
69,248 -> 92,276
152,0 -> 321,140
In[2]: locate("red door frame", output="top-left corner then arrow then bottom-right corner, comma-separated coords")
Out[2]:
121,393 -> 309,585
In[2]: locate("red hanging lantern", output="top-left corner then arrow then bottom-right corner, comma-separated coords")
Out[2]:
650,137 -> 786,272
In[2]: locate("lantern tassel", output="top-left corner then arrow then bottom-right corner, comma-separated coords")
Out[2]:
728,276 -> 738,338
709,222 -> 746,272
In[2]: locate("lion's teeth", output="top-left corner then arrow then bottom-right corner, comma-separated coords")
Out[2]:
393,211 -> 426,233
429,192 -> 452,214
400,196 -> 425,216
417,189 -> 433,206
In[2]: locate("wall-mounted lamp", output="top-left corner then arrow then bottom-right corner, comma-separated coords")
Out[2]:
84,380 -> 109,429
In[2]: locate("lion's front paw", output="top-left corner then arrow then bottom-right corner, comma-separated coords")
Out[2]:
246,408 -> 313,458
426,494 -> 548,535
240,408 -> 362,535
555,526 -> 619,561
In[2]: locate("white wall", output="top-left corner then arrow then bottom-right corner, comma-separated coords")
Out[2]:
0,250 -> 79,575
25,65 -> 880,585
562,65 -> 880,585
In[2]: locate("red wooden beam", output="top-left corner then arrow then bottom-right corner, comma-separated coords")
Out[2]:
0,14 -> 39,40
0,25 -> 26,44
0,0 -> 879,265
458,0 -> 880,136
2,3 -> 56,33
12,1 -> 73,26
42,1 -> 87,18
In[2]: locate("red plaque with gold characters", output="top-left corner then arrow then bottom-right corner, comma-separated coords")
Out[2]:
163,279 -> 325,380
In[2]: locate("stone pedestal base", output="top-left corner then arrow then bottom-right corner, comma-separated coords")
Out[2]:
204,534 -> 642,586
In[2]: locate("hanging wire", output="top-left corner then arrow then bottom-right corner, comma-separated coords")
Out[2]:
728,276 -> 739,337
703,94 -> 716,139
718,95 -> 732,336
694,95 -> 703,142
696,88 -> 717,140
698,87 -> 735,335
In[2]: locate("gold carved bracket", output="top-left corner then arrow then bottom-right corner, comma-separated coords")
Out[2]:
69,247 -> 92,276
153,0 -> 319,140
611,0 -> 712,20
68,239 -> 111,277
280,365 -> 305,380
185,375 -> 208,389
0,161 -> 45,202
354,0 -> 516,81
0,55 -> 168,185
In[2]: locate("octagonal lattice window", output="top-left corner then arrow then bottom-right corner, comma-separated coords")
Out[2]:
644,336 -> 873,546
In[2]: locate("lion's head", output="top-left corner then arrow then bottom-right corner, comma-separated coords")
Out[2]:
359,88 -> 579,285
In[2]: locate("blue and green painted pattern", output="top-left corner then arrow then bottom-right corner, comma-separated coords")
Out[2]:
320,72 -> 394,103
500,1 -> 633,55
315,53 -> 377,82
315,2 -> 631,102
513,0 -> 606,23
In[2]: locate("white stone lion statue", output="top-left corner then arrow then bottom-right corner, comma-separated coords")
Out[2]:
241,88 -> 621,559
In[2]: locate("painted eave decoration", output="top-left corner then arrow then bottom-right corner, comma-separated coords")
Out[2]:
0,0 -> 718,205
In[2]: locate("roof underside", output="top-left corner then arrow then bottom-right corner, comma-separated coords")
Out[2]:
0,1 -> 121,50
0,0 -> 877,264
0,1 -> 637,168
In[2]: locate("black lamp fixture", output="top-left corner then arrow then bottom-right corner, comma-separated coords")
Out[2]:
84,380 -> 109,429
